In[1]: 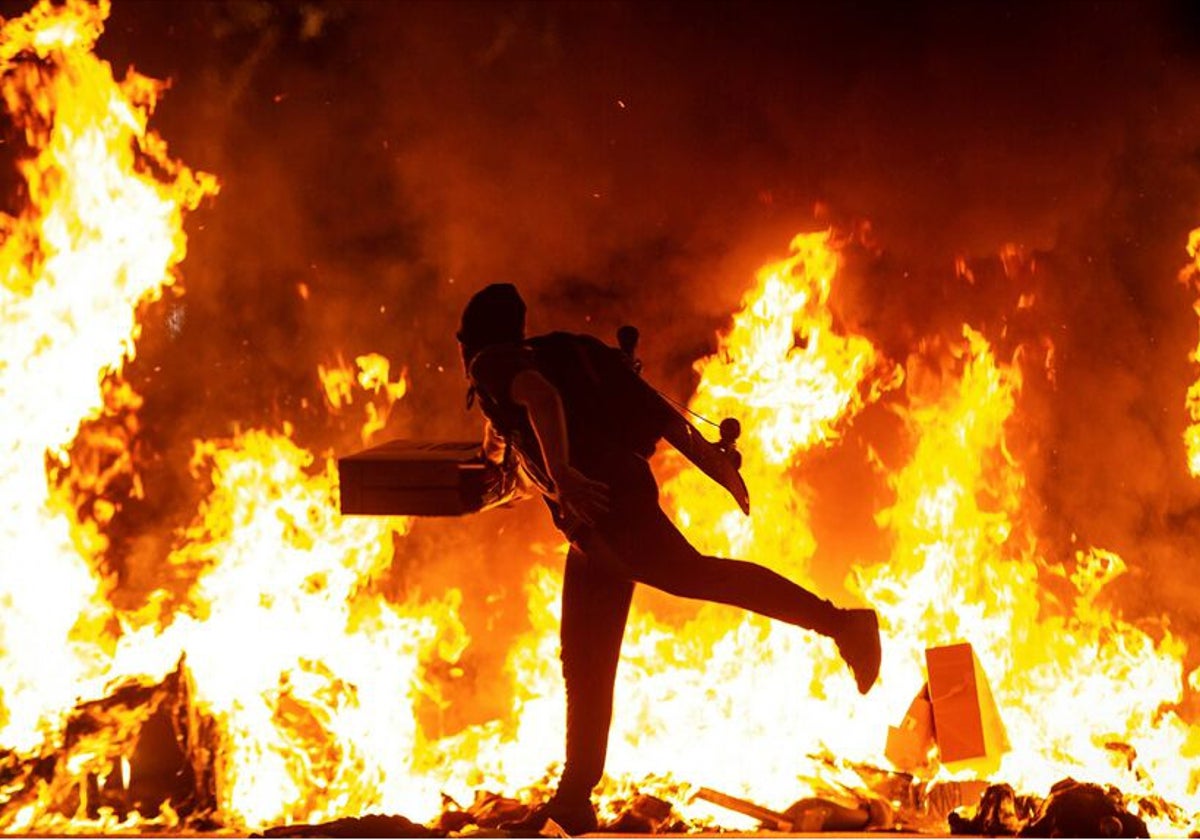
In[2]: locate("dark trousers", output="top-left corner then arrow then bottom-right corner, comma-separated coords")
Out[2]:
553,459 -> 842,802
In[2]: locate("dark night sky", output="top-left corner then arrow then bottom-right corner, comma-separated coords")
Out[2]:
8,0 -> 1200,678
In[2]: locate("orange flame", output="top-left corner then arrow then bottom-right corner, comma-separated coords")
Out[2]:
0,0 -> 214,758
862,322 -> 1195,833
663,230 -> 901,571
1181,228 -> 1200,475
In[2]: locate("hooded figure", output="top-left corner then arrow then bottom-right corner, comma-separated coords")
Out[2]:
458,283 -> 881,836
458,282 -> 526,368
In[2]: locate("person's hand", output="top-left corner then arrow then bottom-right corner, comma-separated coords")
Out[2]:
712,445 -> 750,515
696,437 -> 751,515
661,414 -> 750,515
551,465 -> 610,526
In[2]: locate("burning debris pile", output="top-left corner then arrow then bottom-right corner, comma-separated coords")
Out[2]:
4,0 -> 1200,836
0,660 -> 218,831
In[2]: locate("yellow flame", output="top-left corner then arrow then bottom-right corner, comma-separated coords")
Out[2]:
319,353 -> 408,445
0,0 -> 215,753
354,353 -> 407,444
139,428 -> 463,829
690,230 -> 893,465
663,230 -> 900,574
1181,228 -> 1200,475
860,324 -> 1195,832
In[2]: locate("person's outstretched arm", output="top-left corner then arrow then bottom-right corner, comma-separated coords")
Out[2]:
511,368 -> 610,525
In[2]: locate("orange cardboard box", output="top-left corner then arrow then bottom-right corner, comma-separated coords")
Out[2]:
885,685 -> 935,772
925,642 -> 1009,772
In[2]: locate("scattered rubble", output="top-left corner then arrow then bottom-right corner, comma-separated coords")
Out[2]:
603,792 -> 680,834
0,644 -> 1178,838
947,782 -> 1035,835
695,784 -> 893,833
260,814 -> 438,838
949,778 -> 1150,838
0,658 -> 217,830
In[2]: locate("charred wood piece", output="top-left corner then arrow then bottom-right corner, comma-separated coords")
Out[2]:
694,785 -> 888,833
694,786 -> 793,832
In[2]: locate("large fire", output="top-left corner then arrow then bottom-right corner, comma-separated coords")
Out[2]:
0,0 -> 215,761
2,0 -> 1200,835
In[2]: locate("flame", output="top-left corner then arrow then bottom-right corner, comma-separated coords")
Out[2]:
0,0 -> 468,830
623,231 -> 902,811
860,325 -> 1194,830
0,0 -> 214,754
135,427 -> 462,829
319,353 -> 408,446
663,230 -> 900,571
3,0 -> 1200,833
482,237 -> 1200,831
1181,228 -> 1200,475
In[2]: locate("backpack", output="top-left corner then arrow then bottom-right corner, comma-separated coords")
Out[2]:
524,331 -> 675,459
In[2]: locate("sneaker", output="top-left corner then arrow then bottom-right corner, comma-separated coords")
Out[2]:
834,608 -> 881,694
499,797 -> 599,837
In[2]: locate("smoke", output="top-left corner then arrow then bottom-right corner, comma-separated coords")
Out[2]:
68,0 -> 1200,710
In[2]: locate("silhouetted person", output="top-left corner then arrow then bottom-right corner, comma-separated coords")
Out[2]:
458,283 -> 881,836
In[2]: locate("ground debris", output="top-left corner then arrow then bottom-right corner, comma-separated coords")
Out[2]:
948,778 -> 1149,838
256,789 -> 547,838
463,790 -> 530,828
259,814 -> 440,838
695,784 -> 893,833
946,783 -> 1035,835
605,792 -> 681,833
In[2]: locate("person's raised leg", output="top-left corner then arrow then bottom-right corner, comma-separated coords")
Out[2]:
590,505 -> 880,693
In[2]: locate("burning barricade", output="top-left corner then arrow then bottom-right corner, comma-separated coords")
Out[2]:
2,0 -> 1200,836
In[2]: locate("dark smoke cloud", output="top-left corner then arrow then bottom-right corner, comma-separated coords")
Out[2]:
45,0 -> 1200,705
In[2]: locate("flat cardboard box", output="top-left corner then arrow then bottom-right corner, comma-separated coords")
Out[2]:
885,685 -> 935,772
338,439 -> 493,516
